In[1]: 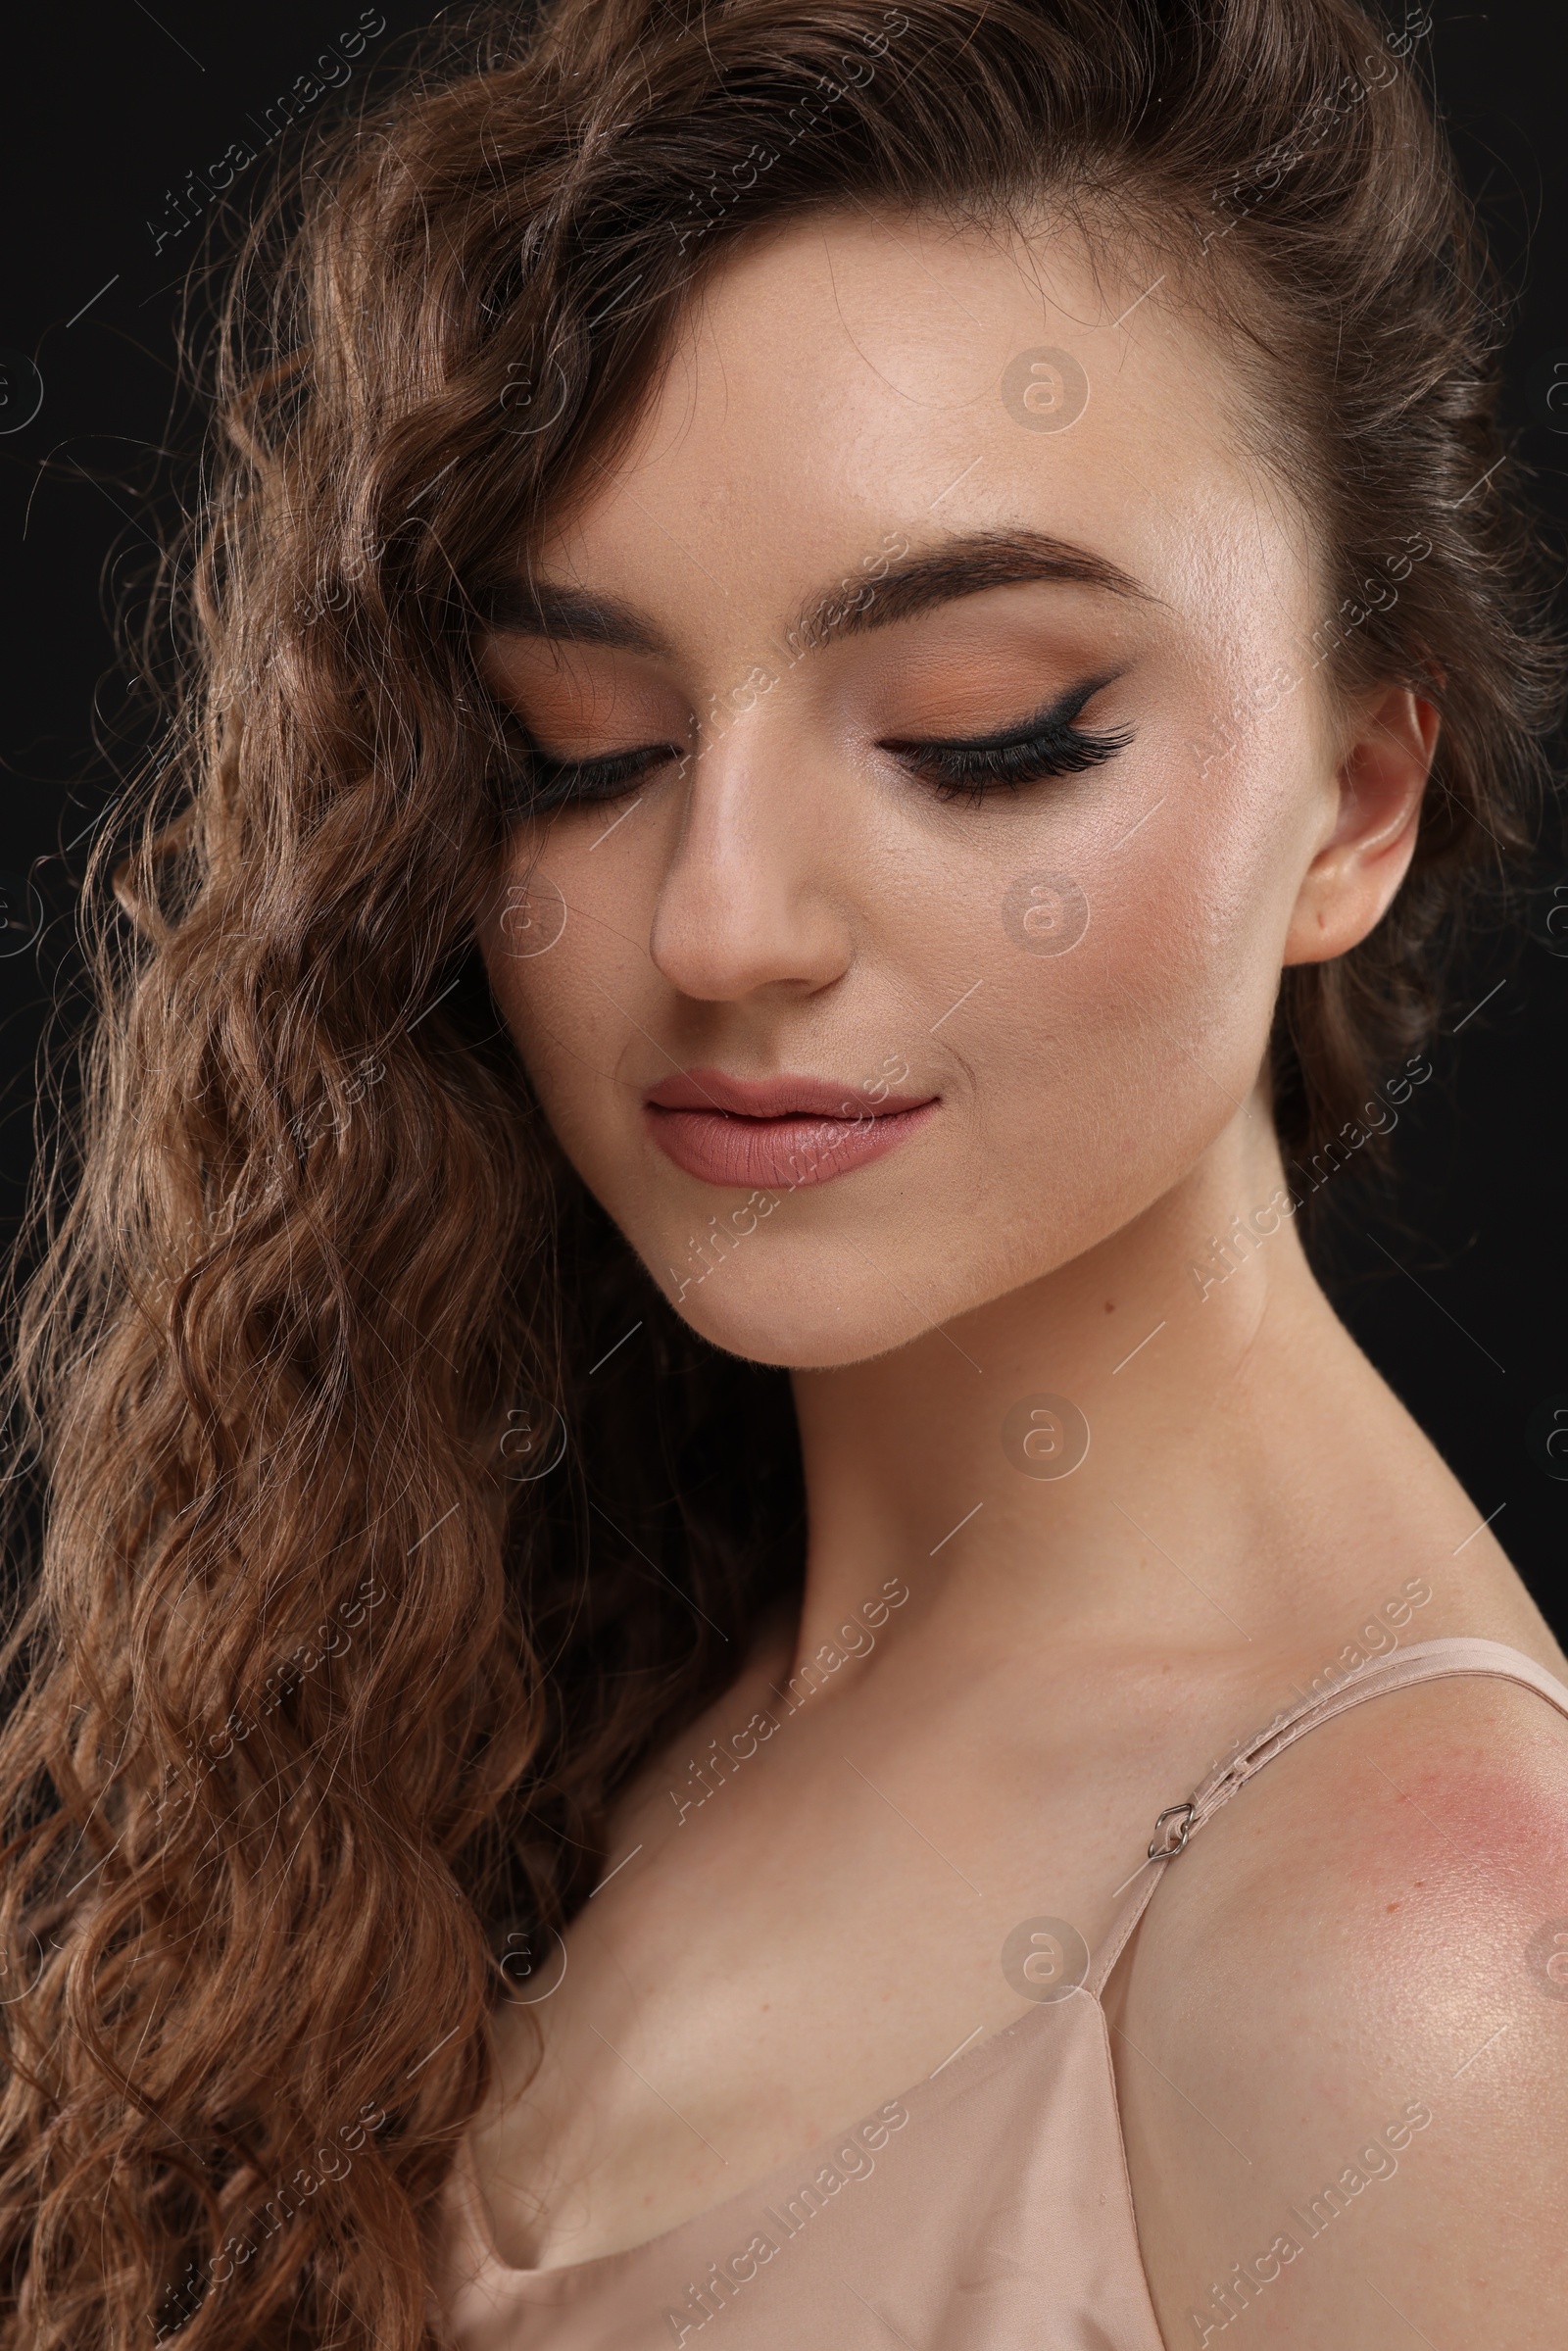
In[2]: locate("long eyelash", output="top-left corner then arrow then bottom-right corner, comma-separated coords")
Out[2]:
883,674 -> 1133,806
503,742 -> 680,817
906,720 -> 1133,806
501,684 -> 1131,815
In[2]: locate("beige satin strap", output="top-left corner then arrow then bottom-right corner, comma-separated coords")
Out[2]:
1088,1636 -> 1568,1998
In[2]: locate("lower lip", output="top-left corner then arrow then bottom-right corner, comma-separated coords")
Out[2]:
645,1102 -> 938,1191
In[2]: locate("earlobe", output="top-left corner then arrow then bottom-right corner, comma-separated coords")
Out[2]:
1282,684 -> 1440,966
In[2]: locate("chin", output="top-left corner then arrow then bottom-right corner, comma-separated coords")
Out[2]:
654,1247 -> 957,1370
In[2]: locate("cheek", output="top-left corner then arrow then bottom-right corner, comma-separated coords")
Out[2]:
925,747 -> 1305,1247
478,705 -> 1319,1365
481,836 -> 660,1134
953,929 -> 1217,1268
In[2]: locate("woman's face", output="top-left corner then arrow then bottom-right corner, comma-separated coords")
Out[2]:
477,210 -> 1412,1368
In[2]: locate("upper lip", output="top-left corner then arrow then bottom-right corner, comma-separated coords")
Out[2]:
645,1067 -> 936,1119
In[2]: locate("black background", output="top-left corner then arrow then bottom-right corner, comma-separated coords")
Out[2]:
1,3 -> 1564,1633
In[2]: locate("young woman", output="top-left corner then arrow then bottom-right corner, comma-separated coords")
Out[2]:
3,1 -> 1565,2346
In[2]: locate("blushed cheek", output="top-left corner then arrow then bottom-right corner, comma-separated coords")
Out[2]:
954,815 -> 1287,1252
960,955 -> 1223,1258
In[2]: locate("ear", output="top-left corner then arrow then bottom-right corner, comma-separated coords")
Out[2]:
1282,685 -> 1440,967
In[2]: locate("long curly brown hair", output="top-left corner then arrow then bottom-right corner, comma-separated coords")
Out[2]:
1,0 -> 1561,2343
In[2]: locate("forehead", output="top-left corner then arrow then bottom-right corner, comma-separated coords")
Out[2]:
537,208 -> 1319,644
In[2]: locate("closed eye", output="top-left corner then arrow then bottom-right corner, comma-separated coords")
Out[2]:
881,671 -> 1133,804
503,740 -> 685,818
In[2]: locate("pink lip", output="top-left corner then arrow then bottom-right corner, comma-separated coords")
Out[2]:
644,1066 -> 939,1191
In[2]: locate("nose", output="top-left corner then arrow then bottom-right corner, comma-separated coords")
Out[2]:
647,712 -> 855,1003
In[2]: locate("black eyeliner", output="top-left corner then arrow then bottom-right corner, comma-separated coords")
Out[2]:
879,667 -> 1127,758
504,740 -> 681,816
879,667 -> 1133,805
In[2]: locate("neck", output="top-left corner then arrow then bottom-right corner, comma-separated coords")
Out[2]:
784,1089 -> 1367,1690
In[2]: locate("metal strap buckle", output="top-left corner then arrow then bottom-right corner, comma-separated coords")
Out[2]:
1148,1800 -> 1197,1861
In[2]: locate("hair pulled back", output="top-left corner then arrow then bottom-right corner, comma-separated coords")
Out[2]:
1,3 -> 1559,2345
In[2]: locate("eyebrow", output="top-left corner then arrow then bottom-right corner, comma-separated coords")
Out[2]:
479,530 -> 1154,661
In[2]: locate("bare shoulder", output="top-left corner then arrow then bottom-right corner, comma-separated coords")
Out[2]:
1111,1669 -> 1568,2350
